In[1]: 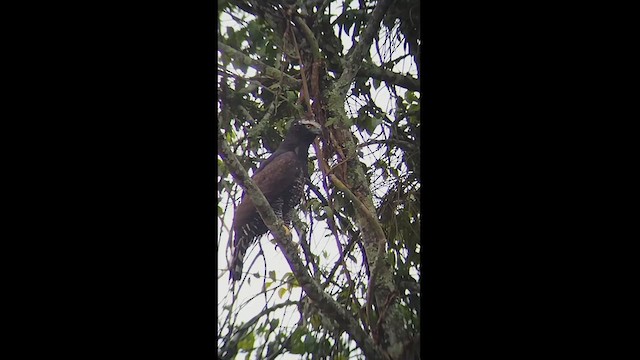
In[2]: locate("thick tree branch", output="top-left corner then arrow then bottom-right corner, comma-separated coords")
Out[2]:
320,2 -> 414,357
360,62 -> 420,91
326,62 -> 420,92
217,129 -> 389,360
218,41 -> 301,89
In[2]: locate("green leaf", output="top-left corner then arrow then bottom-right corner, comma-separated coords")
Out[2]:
269,270 -> 276,281
282,272 -> 296,286
372,78 -> 381,90
289,328 -> 306,354
268,83 -> 281,91
217,158 -> 226,177
256,322 -> 265,334
309,198 -> 322,211
344,18 -> 354,36
278,287 -> 287,299
337,289 -> 350,302
237,332 -> 255,351
365,116 -> 382,135
290,340 -> 305,354
225,131 -> 234,143
304,334 -> 317,352
310,314 -> 322,329
286,91 -> 297,103
270,318 -> 279,329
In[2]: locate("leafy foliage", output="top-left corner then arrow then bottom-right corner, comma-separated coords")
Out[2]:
218,1 -> 420,359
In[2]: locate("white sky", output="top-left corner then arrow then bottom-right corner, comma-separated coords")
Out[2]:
218,2 -> 418,359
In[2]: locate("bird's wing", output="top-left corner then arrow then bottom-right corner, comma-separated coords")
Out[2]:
232,151 -> 300,229
253,148 -> 284,176
251,151 -> 299,199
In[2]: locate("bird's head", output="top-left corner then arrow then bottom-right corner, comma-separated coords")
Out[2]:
288,119 -> 323,142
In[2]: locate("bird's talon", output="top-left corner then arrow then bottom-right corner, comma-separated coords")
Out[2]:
282,225 -> 291,237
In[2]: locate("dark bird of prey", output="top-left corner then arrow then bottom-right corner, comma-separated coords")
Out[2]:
230,119 -> 322,281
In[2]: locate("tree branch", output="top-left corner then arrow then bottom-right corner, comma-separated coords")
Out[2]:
293,15 -> 321,62
328,176 -> 386,256
217,129 -> 389,360
360,62 -> 420,91
357,138 -> 418,151
292,215 -> 320,278
323,231 -> 360,290
332,0 -> 397,98
218,41 -> 301,89
329,174 -> 387,330
219,300 -> 298,360
326,62 -> 420,92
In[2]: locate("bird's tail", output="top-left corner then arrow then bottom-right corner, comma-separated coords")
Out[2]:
229,234 -> 250,282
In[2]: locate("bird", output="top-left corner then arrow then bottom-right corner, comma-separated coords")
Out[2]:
230,119 -> 322,282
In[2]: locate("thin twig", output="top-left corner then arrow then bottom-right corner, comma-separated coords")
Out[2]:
328,174 -> 387,333
218,41 -> 301,89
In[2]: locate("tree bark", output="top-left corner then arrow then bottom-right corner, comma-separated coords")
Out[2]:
323,0 -> 414,358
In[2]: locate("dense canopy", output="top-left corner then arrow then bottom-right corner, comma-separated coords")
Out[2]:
218,1 -> 420,359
